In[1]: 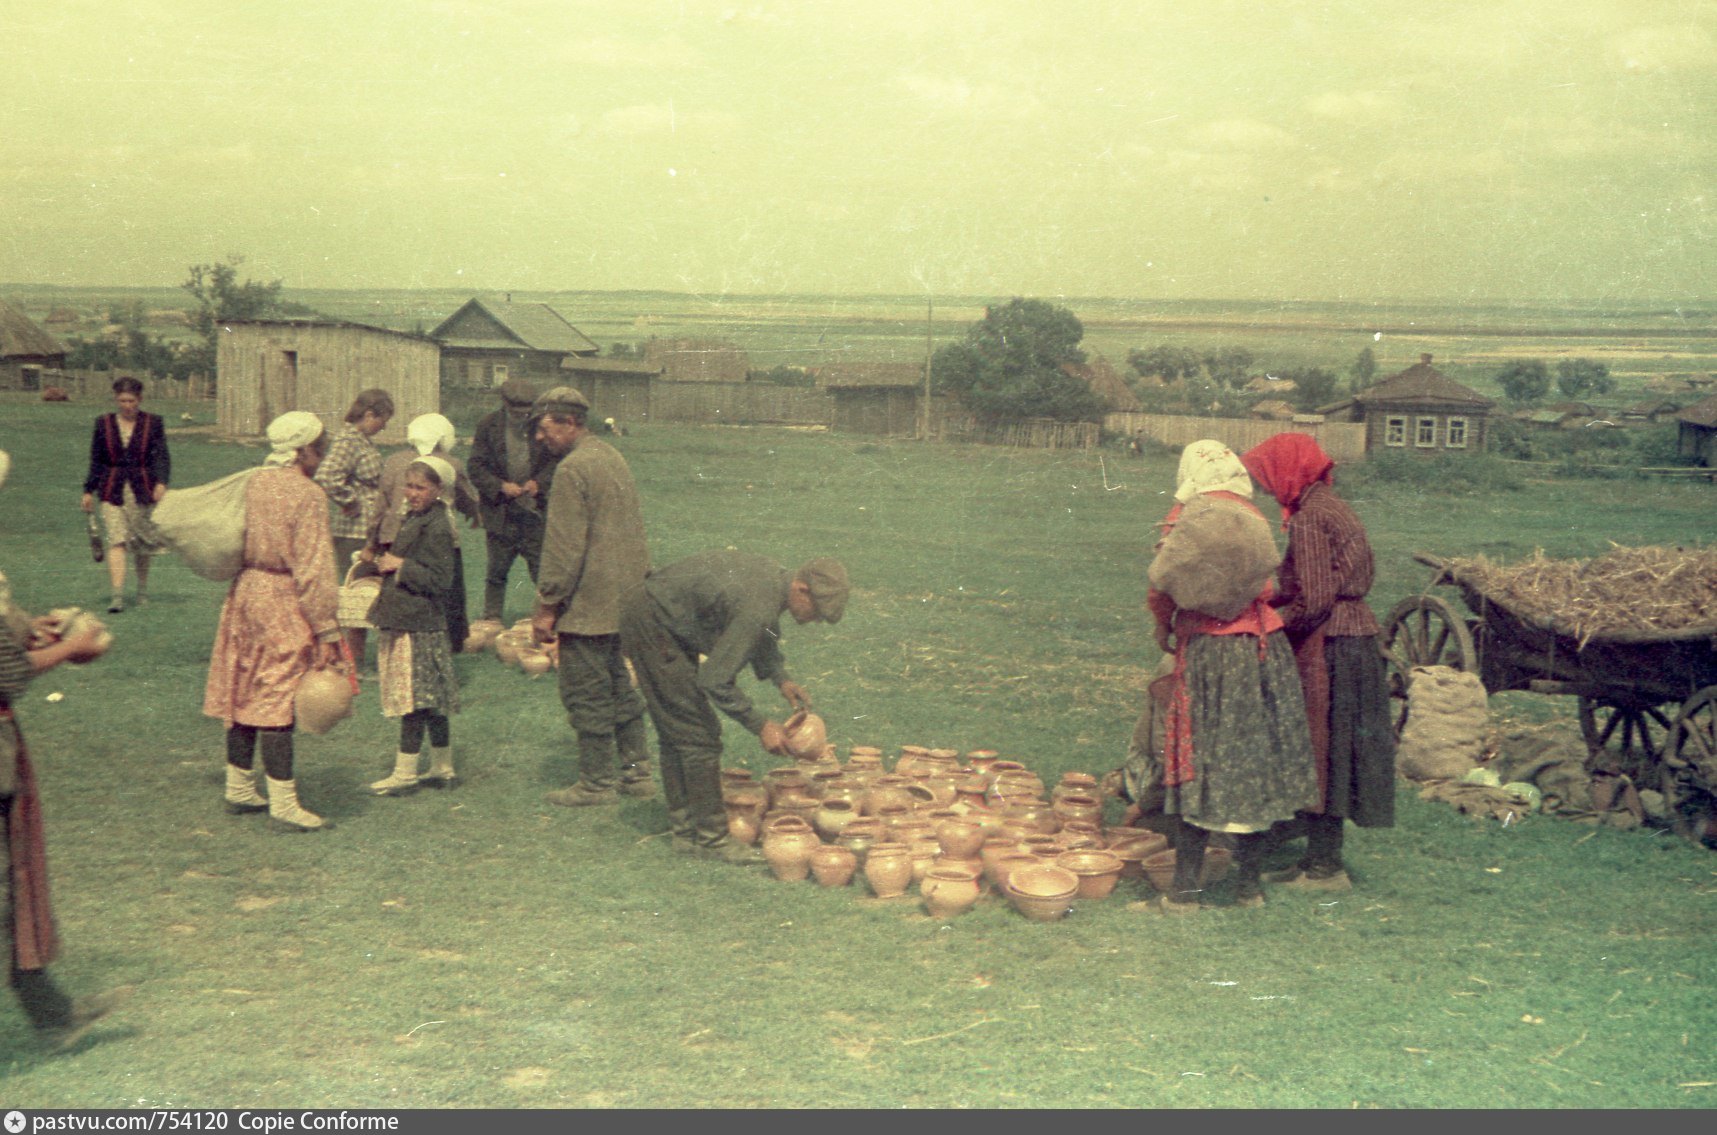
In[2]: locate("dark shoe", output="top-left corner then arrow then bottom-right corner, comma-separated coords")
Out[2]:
223,799 -> 268,816
107,600 -> 124,615
417,771 -> 460,789
38,985 -> 136,1053
1262,861 -> 1313,885
1273,866 -> 1353,892
545,784 -> 619,808
694,838 -> 764,866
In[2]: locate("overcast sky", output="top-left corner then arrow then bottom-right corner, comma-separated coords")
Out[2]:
5,1 -> 1713,305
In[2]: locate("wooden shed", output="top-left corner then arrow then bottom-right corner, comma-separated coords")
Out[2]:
1319,353 -> 1493,455
1064,355 -> 1141,413
432,297 -> 599,390
645,338 -> 751,384
216,319 -> 440,445
1676,395 -> 1717,467
559,356 -> 661,426
819,363 -> 924,436
0,297 -> 67,390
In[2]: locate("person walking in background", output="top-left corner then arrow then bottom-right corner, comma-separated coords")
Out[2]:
1,449 -> 134,1053
366,456 -> 463,796
619,550 -> 847,864
368,413 -> 478,655
81,376 -> 170,614
205,412 -> 345,832
313,388 -> 394,669
1144,440 -> 1318,911
467,378 -> 558,625
526,387 -> 655,808
1241,432 -> 1396,892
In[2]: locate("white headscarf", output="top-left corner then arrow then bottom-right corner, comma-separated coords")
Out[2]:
407,413 -> 457,457
264,412 -> 325,467
1173,439 -> 1253,503
412,455 -> 457,492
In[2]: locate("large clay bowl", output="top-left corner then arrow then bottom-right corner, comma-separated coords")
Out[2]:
1139,847 -> 1233,894
1004,864 -> 1078,922
1107,831 -> 1170,879
1055,849 -> 1125,901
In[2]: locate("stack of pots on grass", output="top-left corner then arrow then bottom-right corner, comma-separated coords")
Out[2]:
722,744 -> 1179,921
468,618 -> 560,677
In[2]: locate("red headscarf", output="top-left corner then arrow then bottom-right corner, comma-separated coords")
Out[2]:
1241,432 -> 1334,527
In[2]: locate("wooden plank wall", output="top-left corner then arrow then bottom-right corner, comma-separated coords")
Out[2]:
217,324 -> 440,444
1105,412 -> 1368,463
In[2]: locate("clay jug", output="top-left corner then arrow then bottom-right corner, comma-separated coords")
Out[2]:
1051,772 -> 1101,807
814,797 -> 860,842
863,841 -> 914,898
809,844 -> 858,888
781,710 -> 829,761
922,864 -> 983,919
761,816 -> 819,882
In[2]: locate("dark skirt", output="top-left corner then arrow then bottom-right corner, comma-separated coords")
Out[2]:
1164,631 -> 1320,832
1323,635 -> 1396,827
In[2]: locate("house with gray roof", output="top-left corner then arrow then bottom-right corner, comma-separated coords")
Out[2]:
1318,353 -> 1494,455
0,297 -> 67,389
431,297 -> 599,389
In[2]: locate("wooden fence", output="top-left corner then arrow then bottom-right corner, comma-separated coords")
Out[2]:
30,368 -> 215,402
646,382 -> 830,426
1105,412 -> 1369,463
937,414 -> 1103,450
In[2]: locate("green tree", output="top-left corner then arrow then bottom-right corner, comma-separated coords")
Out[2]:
1556,358 -> 1614,399
1203,346 -> 1255,390
1349,346 -> 1377,393
1127,344 -> 1201,383
182,255 -> 287,377
932,298 -> 1104,422
1496,359 -> 1552,406
1285,366 -> 1339,413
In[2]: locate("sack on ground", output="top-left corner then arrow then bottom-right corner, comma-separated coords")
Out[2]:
148,468 -> 261,581
1396,664 -> 1490,781
1147,494 -> 1280,621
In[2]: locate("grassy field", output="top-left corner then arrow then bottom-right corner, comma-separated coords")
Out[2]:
0,393 -> 1714,1108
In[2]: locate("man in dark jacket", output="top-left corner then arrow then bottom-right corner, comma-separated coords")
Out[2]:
620,550 -> 848,864
466,378 -> 560,624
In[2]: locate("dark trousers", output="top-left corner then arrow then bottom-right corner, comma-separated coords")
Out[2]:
482,522 -> 543,621
619,593 -> 725,840
556,632 -> 647,790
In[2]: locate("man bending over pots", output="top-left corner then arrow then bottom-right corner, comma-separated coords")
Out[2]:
620,550 -> 848,865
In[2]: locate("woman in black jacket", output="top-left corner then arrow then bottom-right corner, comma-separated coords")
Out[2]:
80,376 -> 170,613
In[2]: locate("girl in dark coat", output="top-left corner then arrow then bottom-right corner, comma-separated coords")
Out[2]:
367,457 -> 463,795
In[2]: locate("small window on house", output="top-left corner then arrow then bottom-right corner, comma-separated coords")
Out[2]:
1446,417 -> 1468,448
1416,417 -> 1438,447
492,364 -> 509,387
1384,416 -> 1407,447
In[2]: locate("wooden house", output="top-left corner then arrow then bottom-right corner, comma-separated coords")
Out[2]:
645,338 -> 751,384
819,363 -> 925,436
558,356 -> 661,426
1249,399 -> 1298,422
1063,355 -> 1141,413
1676,395 -> 1717,467
431,298 -> 599,390
0,297 -> 67,390
1621,399 -> 1683,424
1318,353 -> 1493,455
215,319 -> 440,445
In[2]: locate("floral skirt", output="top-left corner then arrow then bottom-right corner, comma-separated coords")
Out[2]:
376,630 -> 461,718
1162,631 -> 1320,833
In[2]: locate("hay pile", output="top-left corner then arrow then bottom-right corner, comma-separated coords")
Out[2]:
1446,544 -> 1717,645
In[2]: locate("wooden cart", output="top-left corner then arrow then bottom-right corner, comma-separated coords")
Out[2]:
1380,552 -> 1717,835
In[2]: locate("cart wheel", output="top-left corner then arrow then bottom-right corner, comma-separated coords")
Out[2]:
1666,687 -> 1717,845
1578,696 -> 1676,790
1380,595 -> 1479,737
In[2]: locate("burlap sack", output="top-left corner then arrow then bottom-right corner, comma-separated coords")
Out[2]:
1147,494 -> 1280,621
149,468 -> 262,581
1395,664 -> 1490,781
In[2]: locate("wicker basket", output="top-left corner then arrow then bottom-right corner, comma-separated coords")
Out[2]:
336,562 -> 382,630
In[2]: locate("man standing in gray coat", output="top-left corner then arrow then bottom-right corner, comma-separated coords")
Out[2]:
528,387 -> 655,806
466,377 -> 559,625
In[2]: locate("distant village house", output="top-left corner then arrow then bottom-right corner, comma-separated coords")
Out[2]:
431,297 -> 599,390
0,297 -> 67,390
1318,353 -> 1493,455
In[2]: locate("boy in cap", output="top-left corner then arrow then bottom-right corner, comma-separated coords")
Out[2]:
528,388 -> 656,806
618,549 -> 849,864
466,377 -> 560,624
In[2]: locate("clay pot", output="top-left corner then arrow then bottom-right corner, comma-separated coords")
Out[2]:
844,749 -> 884,784
724,786 -> 768,845
936,818 -> 985,860
887,815 -> 934,845
518,649 -> 553,677
782,710 -> 829,761
808,768 -> 851,800
965,750 -> 1001,776
862,776 -> 916,817
1052,793 -> 1104,831
1057,820 -> 1105,849
763,767 -> 814,810
761,816 -> 820,882
1056,849 -> 1125,901
979,836 -> 1020,884
727,809 -> 762,847
836,817 -> 886,865
895,745 -> 933,776
1003,800 -> 1060,836
294,668 -> 354,736
922,864 -> 983,919
463,619 -> 505,653
1005,864 -> 1079,923
908,840 -> 940,884
721,767 -> 757,794
863,841 -> 914,898
1051,772 -> 1101,806
1107,831 -> 1171,879
989,852 -> 1040,894
995,770 -> 1048,800
775,795 -> 822,828
809,844 -> 858,887
814,798 -> 860,842
955,774 -> 990,810
1018,834 -> 1061,859
1140,847 -> 1233,894
493,630 -> 529,668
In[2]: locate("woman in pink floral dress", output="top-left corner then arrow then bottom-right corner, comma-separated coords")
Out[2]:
203,412 -> 345,831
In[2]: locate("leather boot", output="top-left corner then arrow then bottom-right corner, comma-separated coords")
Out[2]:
545,782 -> 619,808
267,776 -> 329,831
224,764 -> 268,814
370,751 -> 420,796
619,760 -> 657,799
